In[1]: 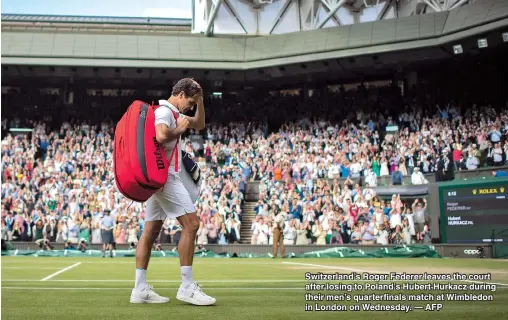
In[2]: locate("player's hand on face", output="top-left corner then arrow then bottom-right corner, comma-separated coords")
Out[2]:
191,80 -> 203,97
177,117 -> 190,132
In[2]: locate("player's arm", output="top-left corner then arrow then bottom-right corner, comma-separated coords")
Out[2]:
186,95 -> 205,130
155,118 -> 188,144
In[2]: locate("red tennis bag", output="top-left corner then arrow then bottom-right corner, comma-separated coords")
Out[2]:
113,100 -> 177,202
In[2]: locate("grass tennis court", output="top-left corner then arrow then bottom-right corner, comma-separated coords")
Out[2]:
2,257 -> 508,320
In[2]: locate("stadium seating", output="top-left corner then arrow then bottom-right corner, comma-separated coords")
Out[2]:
1,82 -> 507,248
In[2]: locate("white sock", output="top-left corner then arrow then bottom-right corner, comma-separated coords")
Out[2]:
135,268 -> 147,292
181,266 -> 193,287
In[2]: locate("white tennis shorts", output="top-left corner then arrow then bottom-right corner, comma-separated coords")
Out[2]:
144,169 -> 199,221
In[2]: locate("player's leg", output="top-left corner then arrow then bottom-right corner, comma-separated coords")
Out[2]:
162,172 -> 216,306
175,212 -> 216,306
130,197 -> 169,304
136,221 -> 163,270
134,220 -> 163,288
176,213 -> 199,281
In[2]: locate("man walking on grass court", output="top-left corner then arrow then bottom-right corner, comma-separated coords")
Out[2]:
272,211 -> 286,258
101,209 -> 114,258
130,78 -> 215,306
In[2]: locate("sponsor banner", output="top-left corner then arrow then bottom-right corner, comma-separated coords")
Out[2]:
440,245 -> 492,258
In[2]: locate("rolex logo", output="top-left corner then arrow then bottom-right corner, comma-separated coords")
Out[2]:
501,187 -> 505,193
472,189 -> 477,195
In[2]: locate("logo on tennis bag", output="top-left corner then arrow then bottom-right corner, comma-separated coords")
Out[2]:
153,138 -> 165,170
113,100 -> 178,202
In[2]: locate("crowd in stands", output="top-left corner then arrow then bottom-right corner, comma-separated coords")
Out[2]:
2,72 -> 508,248
0,117 -> 244,248
242,93 -> 507,246
203,97 -> 508,184
251,178 -> 432,246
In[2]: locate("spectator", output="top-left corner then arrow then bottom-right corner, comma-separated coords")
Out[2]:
493,143 -> 503,166
255,218 -> 269,245
206,217 -> 218,244
196,221 -> 209,245
43,217 -> 58,242
412,199 -> 427,243
422,224 -> 432,244
402,218 -> 412,244
79,219 -> 91,245
312,221 -> 326,245
391,166 -> 403,185
170,220 -> 183,247
217,223 -> 228,245
33,220 -> 44,242
375,224 -> 389,245
361,220 -> 376,245
492,170 -> 508,178
350,226 -> 362,244
390,225 -> 404,245
250,215 -> 260,244
329,221 -> 343,245
226,217 -> 240,244
283,220 -> 296,245
114,223 -> 126,244
1,219 -> 8,241
411,167 -> 428,185
466,152 -> 479,170
364,170 -> 377,187
126,222 -> 139,247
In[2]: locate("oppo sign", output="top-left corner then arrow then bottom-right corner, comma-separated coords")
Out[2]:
463,250 -> 480,255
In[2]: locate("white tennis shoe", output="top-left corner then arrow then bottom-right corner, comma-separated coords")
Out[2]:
130,284 -> 170,304
176,281 -> 216,306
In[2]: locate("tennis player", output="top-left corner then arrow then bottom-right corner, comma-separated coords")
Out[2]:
130,78 -> 215,306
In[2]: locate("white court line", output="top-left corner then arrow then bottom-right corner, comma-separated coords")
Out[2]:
3,278 -> 508,286
0,279 -> 476,283
2,287 -> 302,291
76,261 -> 281,265
40,262 -> 82,281
282,261 -> 508,287
2,267 -> 64,270
4,279 -> 305,283
282,261 -> 386,274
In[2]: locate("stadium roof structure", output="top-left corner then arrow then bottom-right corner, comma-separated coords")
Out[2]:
1,0 -> 507,88
195,0 -> 481,36
3,0 -> 507,67
1,14 -> 192,26
0,13 -> 192,34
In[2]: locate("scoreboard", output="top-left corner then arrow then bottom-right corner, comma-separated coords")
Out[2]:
439,178 -> 508,243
